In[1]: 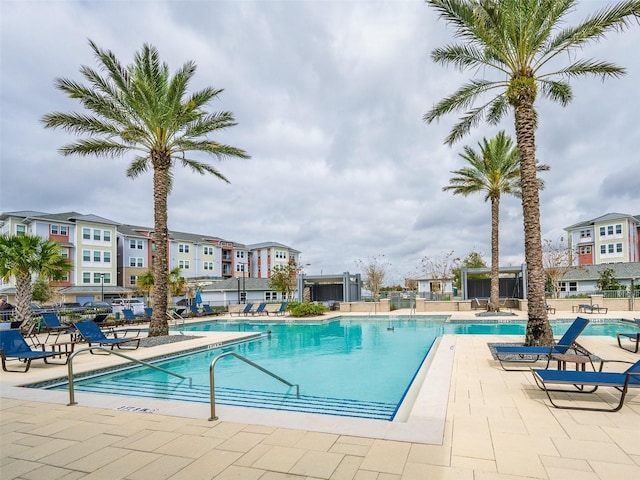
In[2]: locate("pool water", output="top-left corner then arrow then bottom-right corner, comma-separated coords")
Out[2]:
47,316 -> 629,420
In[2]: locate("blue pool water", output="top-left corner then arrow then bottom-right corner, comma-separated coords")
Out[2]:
46,316 -> 629,420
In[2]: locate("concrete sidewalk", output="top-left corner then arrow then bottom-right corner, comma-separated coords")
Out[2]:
1,320 -> 639,479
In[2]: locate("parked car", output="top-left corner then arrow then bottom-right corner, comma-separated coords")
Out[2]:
82,301 -> 112,312
52,302 -> 86,313
110,298 -> 145,315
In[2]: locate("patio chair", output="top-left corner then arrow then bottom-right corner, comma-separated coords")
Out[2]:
545,303 -> 556,314
74,320 -> 140,352
532,359 -> 640,412
251,303 -> 268,316
41,312 -> 76,344
144,307 -> 153,318
115,309 -> 145,337
189,304 -> 202,317
616,319 -> 640,353
234,303 -> 254,316
494,317 -> 591,371
581,304 -> 608,314
0,330 -> 66,372
274,302 -> 288,316
202,304 -> 220,316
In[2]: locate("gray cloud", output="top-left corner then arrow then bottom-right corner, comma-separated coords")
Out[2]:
2,1 -> 639,286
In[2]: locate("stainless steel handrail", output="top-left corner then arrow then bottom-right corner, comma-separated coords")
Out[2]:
67,346 -> 192,406
209,351 -> 299,421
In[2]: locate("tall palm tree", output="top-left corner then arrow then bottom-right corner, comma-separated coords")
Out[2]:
443,131 -> 548,312
424,0 -> 639,345
42,41 -> 249,336
0,234 -> 72,324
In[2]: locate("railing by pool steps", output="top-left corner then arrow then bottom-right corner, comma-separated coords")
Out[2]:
209,351 -> 299,421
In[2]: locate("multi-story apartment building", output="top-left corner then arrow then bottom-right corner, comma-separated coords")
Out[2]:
0,211 -> 119,303
247,242 -> 301,278
564,212 -> 640,266
0,210 -> 301,302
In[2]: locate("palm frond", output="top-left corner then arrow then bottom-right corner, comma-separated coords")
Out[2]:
424,79 -> 504,124
540,59 -> 626,80
126,156 -> 151,178
58,139 -> 137,157
173,157 -> 230,183
41,111 -> 120,136
538,79 -> 572,106
176,140 -> 250,160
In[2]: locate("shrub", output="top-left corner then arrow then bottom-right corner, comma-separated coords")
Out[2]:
288,302 -> 327,317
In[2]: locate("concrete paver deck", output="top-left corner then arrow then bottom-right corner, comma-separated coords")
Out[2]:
2,312 -> 639,479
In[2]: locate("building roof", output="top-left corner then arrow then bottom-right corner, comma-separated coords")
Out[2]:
565,212 -> 640,231
247,241 -> 301,253
562,263 -> 640,281
0,210 -> 120,226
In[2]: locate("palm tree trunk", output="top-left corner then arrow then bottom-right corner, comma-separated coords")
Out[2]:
514,103 -> 553,346
15,272 -> 32,324
488,196 -> 500,312
150,155 -> 171,336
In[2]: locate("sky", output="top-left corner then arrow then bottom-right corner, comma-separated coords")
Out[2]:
1,0 -> 639,285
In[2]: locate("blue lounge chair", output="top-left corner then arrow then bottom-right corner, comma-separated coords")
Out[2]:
234,303 -> 253,316
617,319 -> 640,353
144,307 -> 153,318
189,304 -> 202,317
202,304 -> 220,316
0,330 -> 66,372
274,302 -> 288,316
74,320 -> 140,352
41,312 -> 76,344
532,360 -> 640,412
251,303 -> 268,316
495,317 -> 591,371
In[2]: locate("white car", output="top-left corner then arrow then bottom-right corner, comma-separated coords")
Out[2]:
110,298 -> 146,316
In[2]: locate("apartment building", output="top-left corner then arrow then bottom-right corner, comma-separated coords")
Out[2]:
1,210 -> 301,302
0,211 -> 120,303
564,212 -> 640,266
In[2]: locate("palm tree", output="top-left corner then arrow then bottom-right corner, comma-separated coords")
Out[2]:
443,131 -> 548,312
136,267 -> 185,306
0,234 -> 72,324
137,270 -> 155,306
424,0 -> 640,345
42,41 -> 249,336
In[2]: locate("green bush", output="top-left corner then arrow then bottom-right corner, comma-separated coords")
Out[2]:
288,302 -> 327,317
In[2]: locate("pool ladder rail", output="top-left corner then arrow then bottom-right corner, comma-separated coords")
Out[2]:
65,346 -> 300,422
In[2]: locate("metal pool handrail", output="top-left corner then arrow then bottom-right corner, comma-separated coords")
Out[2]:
209,351 -> 299,421
67,346 -> 193,406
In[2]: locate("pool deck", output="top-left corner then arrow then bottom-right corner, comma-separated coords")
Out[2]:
2,310 -> 639,479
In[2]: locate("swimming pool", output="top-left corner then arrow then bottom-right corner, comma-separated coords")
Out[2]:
44,316 -> 629,420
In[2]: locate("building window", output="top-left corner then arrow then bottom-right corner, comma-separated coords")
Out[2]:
559,281 -> 577,292
103,230 -> 111,242
130,240 -> 136,249
83,228 -> 91,240
129,257 -> 143,267
204,246 -> 214,255
599,227 -> 605,236
83,250 -> 91,262
616,224 -> 622,234
137,240 -> 143,249
236,250 -> 244,259
93,251 -> 101,262
130,275 -> 137,286
103,252 -> 111,263
265,291 -> 277,301
93,229 -> 101,240
83,272 -> 91,284
607,225 -> 613,235
616,243 -> 623,253
15,225 -> 25,236
579,229 -> 591,238
61,249 -> 68,259
236,264 -> 246,272
203,261 -> 213,271
579,246 -> 591,254
51,224 -> 58,235
179,260 -> 190,269
130,239 -> 143,249
179,244 -> 190,253
600,245 -> 606,255
608,244 -> 614,253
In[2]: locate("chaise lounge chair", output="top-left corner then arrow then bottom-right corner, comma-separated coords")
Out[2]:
41,312 -> 76,344
274,302 -> 288,316
494,317 -> 591,371
251,303 -> 268,316
617,319 -> 640,353
0,330 -> 67,372
189,304 -> 202,317
234,303 -> 254,316
578,304 -> 608,314
202,304 -> 221,316
74,320 -> 140,352
532,359 -> 640,411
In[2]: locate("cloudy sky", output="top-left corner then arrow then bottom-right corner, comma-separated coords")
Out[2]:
1,1 -> 639,284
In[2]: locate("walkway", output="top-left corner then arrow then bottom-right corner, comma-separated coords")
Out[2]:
1,313 -> 639,479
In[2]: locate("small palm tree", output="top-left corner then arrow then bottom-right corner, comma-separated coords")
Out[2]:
137,267 -> 185,306
424,0 -> 640,344
137,270 -> 155,306
42,41 -> 249,336
443,131 -> 548,312
0,235 -> 72,324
